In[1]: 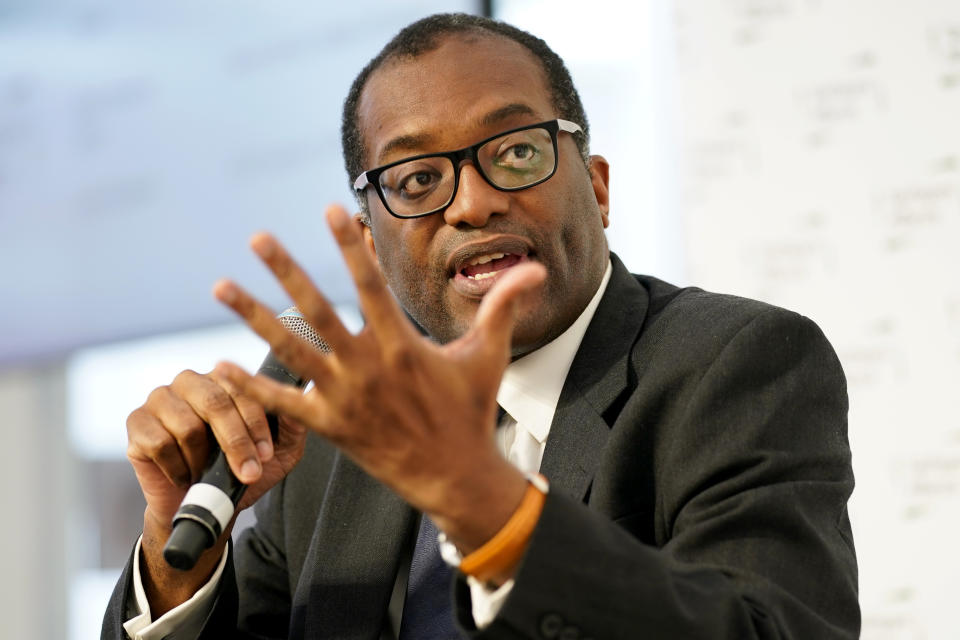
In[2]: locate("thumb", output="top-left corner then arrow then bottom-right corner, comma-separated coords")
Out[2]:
466,261 -> 547,356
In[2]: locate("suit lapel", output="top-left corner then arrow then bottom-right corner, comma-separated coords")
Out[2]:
291,452 -> 416,640
540,254 -> 649,501
285,256 -> 648,635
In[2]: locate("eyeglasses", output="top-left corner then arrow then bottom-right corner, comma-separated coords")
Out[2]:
353,119 -> 583,219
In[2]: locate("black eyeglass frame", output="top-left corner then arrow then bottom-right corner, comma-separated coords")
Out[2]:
352,118 -> 583,219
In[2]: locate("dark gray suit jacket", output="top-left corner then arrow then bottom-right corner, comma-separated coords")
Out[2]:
103,254 -> 859,639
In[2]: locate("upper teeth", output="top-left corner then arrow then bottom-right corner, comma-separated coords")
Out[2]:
467,253 -> 505,267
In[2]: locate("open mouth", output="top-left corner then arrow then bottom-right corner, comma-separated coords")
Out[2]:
447,239 -> 534,297
460,252 -> 526,280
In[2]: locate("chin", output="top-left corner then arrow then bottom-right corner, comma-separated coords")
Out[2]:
508,314 -> 558,359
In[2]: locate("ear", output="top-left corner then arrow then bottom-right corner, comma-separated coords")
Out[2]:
355,213 -> 380,266
588,155 -> 611,229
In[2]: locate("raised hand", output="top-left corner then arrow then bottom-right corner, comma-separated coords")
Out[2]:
214,203 -> 546,555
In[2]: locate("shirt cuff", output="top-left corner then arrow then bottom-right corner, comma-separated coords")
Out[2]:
467,576 -> 514,628
122,535 -> 228,640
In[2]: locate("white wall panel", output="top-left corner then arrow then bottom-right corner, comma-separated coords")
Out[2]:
673,1 -> 960,636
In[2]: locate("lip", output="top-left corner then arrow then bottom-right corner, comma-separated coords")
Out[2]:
445,235 -> 534,298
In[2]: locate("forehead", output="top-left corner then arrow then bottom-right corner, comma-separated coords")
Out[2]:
357,32 -> 555,167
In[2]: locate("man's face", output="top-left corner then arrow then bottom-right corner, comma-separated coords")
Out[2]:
356,33 -> 610,356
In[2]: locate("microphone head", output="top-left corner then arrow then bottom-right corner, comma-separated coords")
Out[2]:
256,308 -> 331,388
277,307 -> 331,354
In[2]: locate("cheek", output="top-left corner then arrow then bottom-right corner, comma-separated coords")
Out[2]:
371,231 -> 415,291
369,223 -> 446,309
368,213 -> 412,268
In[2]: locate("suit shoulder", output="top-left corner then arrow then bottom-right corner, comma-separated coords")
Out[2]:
631,274 -> 835,364
636,273 -> 775,321
636,273 -> 819,328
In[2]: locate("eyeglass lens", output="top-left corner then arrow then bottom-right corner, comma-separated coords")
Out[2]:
377,126 -> 557,217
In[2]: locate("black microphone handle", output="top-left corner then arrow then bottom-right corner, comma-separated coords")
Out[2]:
162,350 -> 305,571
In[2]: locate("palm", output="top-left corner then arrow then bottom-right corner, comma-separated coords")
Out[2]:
212,214 -> 545,523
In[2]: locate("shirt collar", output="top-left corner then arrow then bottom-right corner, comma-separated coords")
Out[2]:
496,259 -> 613,444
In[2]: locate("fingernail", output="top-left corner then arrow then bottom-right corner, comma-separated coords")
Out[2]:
327,207 -> 348,230
240,458 -> 261,482
252,234 -> 276,259
215,280 -> 237,303
256,440 -> 273,461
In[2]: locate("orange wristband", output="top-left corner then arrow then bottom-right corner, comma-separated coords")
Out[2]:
459,474 -> 548,582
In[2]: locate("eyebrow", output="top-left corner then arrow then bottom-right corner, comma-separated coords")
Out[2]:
478,103 -> 538,127
376,103 -> 540,164
378,133 -> 432,162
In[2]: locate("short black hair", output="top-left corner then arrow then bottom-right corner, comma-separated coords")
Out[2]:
340,12 -> 590,221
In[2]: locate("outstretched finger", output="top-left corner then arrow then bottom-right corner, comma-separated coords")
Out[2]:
213,279 -> 331,384
248,232 -> 354,355
325,204 -> 410,343
214,361 -> 326,434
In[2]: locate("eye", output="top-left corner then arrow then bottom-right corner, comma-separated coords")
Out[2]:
494,140 -> 542,171
382,164 -> 443,200
399,171 -> 440,198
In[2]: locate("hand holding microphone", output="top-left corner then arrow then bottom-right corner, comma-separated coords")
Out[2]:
125,307 -> 328,620
162,308 -> 329,570
127,207 -> 543,615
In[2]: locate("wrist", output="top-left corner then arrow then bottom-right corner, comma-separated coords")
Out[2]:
428,457 -> 527,553
439,473 -> 548,586
140,507 -> 231,617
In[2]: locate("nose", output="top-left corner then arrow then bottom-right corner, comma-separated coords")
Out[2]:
442,162 -> 510,228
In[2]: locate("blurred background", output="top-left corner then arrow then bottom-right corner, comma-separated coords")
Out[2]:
1,0 -> 957,638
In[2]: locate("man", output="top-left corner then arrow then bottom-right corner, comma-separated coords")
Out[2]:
103,13 -> 859,640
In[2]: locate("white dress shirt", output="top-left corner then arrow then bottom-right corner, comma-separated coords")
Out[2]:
467,259 -> 611,626
124,260 -> 613,639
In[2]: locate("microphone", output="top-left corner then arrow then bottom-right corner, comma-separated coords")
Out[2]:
163,307 -> 329,571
